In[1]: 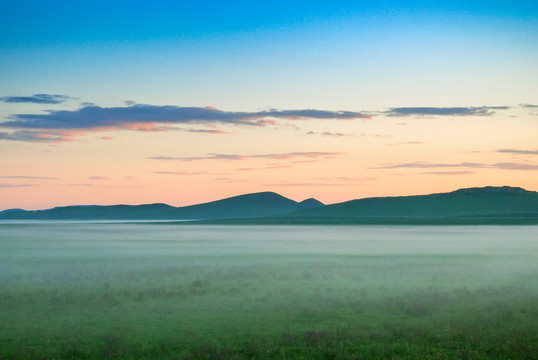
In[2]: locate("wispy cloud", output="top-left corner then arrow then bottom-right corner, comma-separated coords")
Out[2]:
0,130 -> 76,142
212,177 -> 247,183
0,183 -> 37,188
65,183 -> 144,189
291,159 -> 321,164
494,162 -> 538,170
153,171 -> 195,176
360,133 -> 393,138
235,168 -> 256,171
374,162 -> 485,169
497,149 -> 538,155
306,131 -> 354,137
65,183 -> 99,187
264,164 -> 293,169
176,128 -> 230,134
388,141 -> 425,146
420,171 -> 475,175
0,94 -> 71,104
314,176 -> 377,182
150,152 -> 342,161
234,164 -> 293,171
88,176 -> 109,180
0,175 -> 58,180
386,106 -> 509,117
153,171 -> 209,176
263,182 -> 361,187
374,161 -> 538,170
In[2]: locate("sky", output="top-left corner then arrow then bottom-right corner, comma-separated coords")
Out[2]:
1,0 -> 537,210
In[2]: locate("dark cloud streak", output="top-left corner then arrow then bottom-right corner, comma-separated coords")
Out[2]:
2,105 -> 370,130
498,149 -> 538,155
386,106 -> 509,117
0,94 -> 71,104
374,162 -> 538,171
0,130 -> 72,142
0,175 -> 58,180
0,184 -> 36,188
374,162 -> 485,169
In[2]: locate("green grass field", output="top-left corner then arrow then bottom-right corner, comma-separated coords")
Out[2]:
0,224 -> 536,359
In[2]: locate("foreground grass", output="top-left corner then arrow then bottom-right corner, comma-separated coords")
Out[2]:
0,224 -> 536,359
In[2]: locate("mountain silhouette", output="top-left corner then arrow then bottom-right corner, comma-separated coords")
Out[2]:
258,186 -> 538,224
0,192 -> 323,220
174,192 -> 322,220
1,186 -> 536,224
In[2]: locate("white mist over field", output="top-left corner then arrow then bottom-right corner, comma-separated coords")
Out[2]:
0,223 -> 536,358
1,223 -> 537,256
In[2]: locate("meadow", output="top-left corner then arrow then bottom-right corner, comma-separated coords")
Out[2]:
0,223 -> 536,359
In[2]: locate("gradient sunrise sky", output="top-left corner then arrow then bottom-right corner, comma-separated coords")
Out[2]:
1,1 -> 537,210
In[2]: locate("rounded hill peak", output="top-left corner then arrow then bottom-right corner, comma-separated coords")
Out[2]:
453,186 -> 528,195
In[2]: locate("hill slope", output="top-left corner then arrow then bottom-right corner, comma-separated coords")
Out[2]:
0,203 -> 179,220
0,192 -> 323,220
266,186 -> 538,223
173,192 -> 321,220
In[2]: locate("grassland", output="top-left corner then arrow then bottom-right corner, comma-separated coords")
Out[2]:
0,223 -> 536,359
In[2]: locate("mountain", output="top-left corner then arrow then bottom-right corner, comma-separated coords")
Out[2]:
0,192 -> 323,220
1,186 -> 536,224
0,203 -> 179,220
173,192 -> 322,220
257,186 -> 538,224
297,198 -> 324,210
0,208 -> 25,214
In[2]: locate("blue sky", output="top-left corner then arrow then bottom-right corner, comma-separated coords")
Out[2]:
2,1 -> 536,110
2,1 -> 536,44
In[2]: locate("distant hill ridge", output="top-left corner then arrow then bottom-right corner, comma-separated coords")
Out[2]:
263,186 -> 538,224
0,191 -> 323,220
0,186 -> 536,224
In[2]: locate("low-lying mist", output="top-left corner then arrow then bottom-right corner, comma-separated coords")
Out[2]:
1,223 -> 536,359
